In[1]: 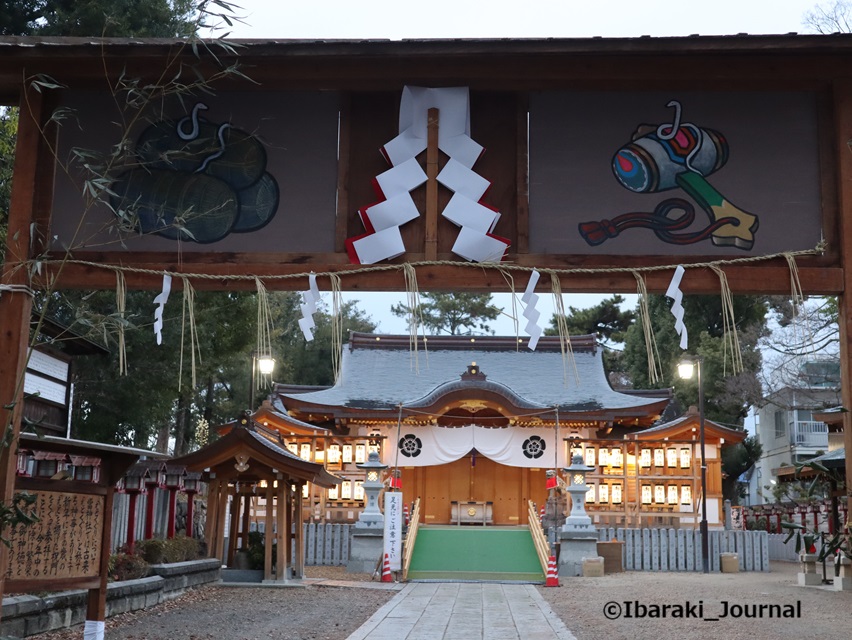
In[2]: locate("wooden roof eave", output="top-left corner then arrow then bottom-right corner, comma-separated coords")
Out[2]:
250,405 -> 332,435
170,427 -> 338,486
18,433 -> 164,484
628,417 -> 747,444
284,396 -> 670,424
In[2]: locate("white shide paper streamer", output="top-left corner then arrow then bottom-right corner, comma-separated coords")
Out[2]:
665,265 -> 688,349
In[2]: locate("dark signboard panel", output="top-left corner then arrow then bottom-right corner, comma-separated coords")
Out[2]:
529,91 -> 823,256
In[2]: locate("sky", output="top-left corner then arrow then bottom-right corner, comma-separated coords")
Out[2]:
204,0 -> 826,335
213,1 -> 823,40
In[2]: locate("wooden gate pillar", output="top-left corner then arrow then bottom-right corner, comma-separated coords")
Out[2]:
0,84 -> 57,614
833,80 -> 852,530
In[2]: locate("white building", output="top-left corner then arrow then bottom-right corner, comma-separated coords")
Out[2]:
752,361 -> 841,504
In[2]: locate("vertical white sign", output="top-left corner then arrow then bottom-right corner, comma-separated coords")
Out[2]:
383,492 -> 403,571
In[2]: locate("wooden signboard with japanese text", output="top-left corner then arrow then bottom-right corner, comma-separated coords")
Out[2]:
4,490 -> 104,589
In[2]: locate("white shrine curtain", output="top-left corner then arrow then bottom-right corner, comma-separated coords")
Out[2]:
394,425 -> 565,469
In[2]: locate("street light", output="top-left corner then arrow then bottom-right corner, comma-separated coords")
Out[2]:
249,351 -> 276,410
678,354 -> 709,574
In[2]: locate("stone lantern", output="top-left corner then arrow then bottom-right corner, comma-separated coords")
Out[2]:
561,454 -> 595,535
356,451 -> 387,529
558,454 -> 598,578
348,451 -> 388,574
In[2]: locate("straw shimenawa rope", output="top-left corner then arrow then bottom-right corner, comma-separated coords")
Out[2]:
27,242 -> 824,384
38,242 -> 824,284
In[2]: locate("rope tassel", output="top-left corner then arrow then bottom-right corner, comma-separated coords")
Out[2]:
403,263 -> 425,373
710,265 -> 743,375
550,274 -> 579,386
179,277 -> 200,390
329,273 -> 343,384
116,272 -> 127,376
634,271 -> 661,384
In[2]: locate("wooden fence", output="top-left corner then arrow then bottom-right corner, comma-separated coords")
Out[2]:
299,523 -> 352,566
595,528 -> 770,572
110,489 -> 172,551
766,532 -> 831,562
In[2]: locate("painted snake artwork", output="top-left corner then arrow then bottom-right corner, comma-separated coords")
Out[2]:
110,103 -> 279,243
578,100 -> 759,250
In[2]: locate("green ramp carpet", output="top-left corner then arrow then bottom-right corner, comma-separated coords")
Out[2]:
406,526 -> 545,582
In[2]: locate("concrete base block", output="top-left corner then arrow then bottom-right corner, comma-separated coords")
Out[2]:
347,529 -> 384,575
558,536 -> 599,577
582,557 -> 605,578
833,575 -> 852,591
798,572 -> 823,586
720,553 -> 739,573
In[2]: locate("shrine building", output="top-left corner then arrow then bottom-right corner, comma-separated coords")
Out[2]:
252,332 -> 745,528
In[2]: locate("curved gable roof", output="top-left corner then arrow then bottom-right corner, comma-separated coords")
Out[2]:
171,424 -> 340,488
629,411 -> 747,444
278,333 -> 668,419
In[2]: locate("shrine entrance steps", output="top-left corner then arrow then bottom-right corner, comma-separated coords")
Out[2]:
406,525 -> 545,582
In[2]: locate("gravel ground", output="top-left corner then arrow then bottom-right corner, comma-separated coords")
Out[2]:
538,561 -> 850,640
28,562 -> 851,640
29,567 -> 394,640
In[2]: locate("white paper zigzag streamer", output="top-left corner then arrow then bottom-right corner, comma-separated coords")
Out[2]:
521,270 -> 543,351
152,274 -> 172,346
665,265 -> 688,350
350,86 -> 508,263
298,273 -> 321,342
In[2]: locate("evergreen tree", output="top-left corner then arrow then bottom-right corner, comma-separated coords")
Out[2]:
622,294 -> 767,424
0,0 -> 197,37
391,292 -> 501,335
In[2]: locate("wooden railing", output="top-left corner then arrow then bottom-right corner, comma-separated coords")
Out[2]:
402,498 -> 421,580
527,500 -> 551,574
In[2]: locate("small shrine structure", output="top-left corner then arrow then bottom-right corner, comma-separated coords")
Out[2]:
170,413 -> 339,582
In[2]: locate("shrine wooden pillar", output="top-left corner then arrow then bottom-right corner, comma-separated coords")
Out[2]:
0,84 -> 57,612
241,493 -> 251,548
293,481 -> 305,578
204,478 -> 221,560
275,480 -> 287,580
85,484 -> 116,638
833,80 -> 852,531
125,491 -> 140,553
264,483 -> 274,581
226,489 -> 240,566
214,481 -> 229,563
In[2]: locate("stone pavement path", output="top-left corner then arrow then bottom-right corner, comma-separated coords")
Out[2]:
346,582 -> 576,640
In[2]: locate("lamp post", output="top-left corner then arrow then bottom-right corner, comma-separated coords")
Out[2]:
249,351 -> 275,410
678,354 -> 709,574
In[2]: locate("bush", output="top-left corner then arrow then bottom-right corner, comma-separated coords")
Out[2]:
109,553 -> 149,581
138,536 -> 201,564
138,538 -> 166,564
245,530 -> 274,570
165,535 -> 200,562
